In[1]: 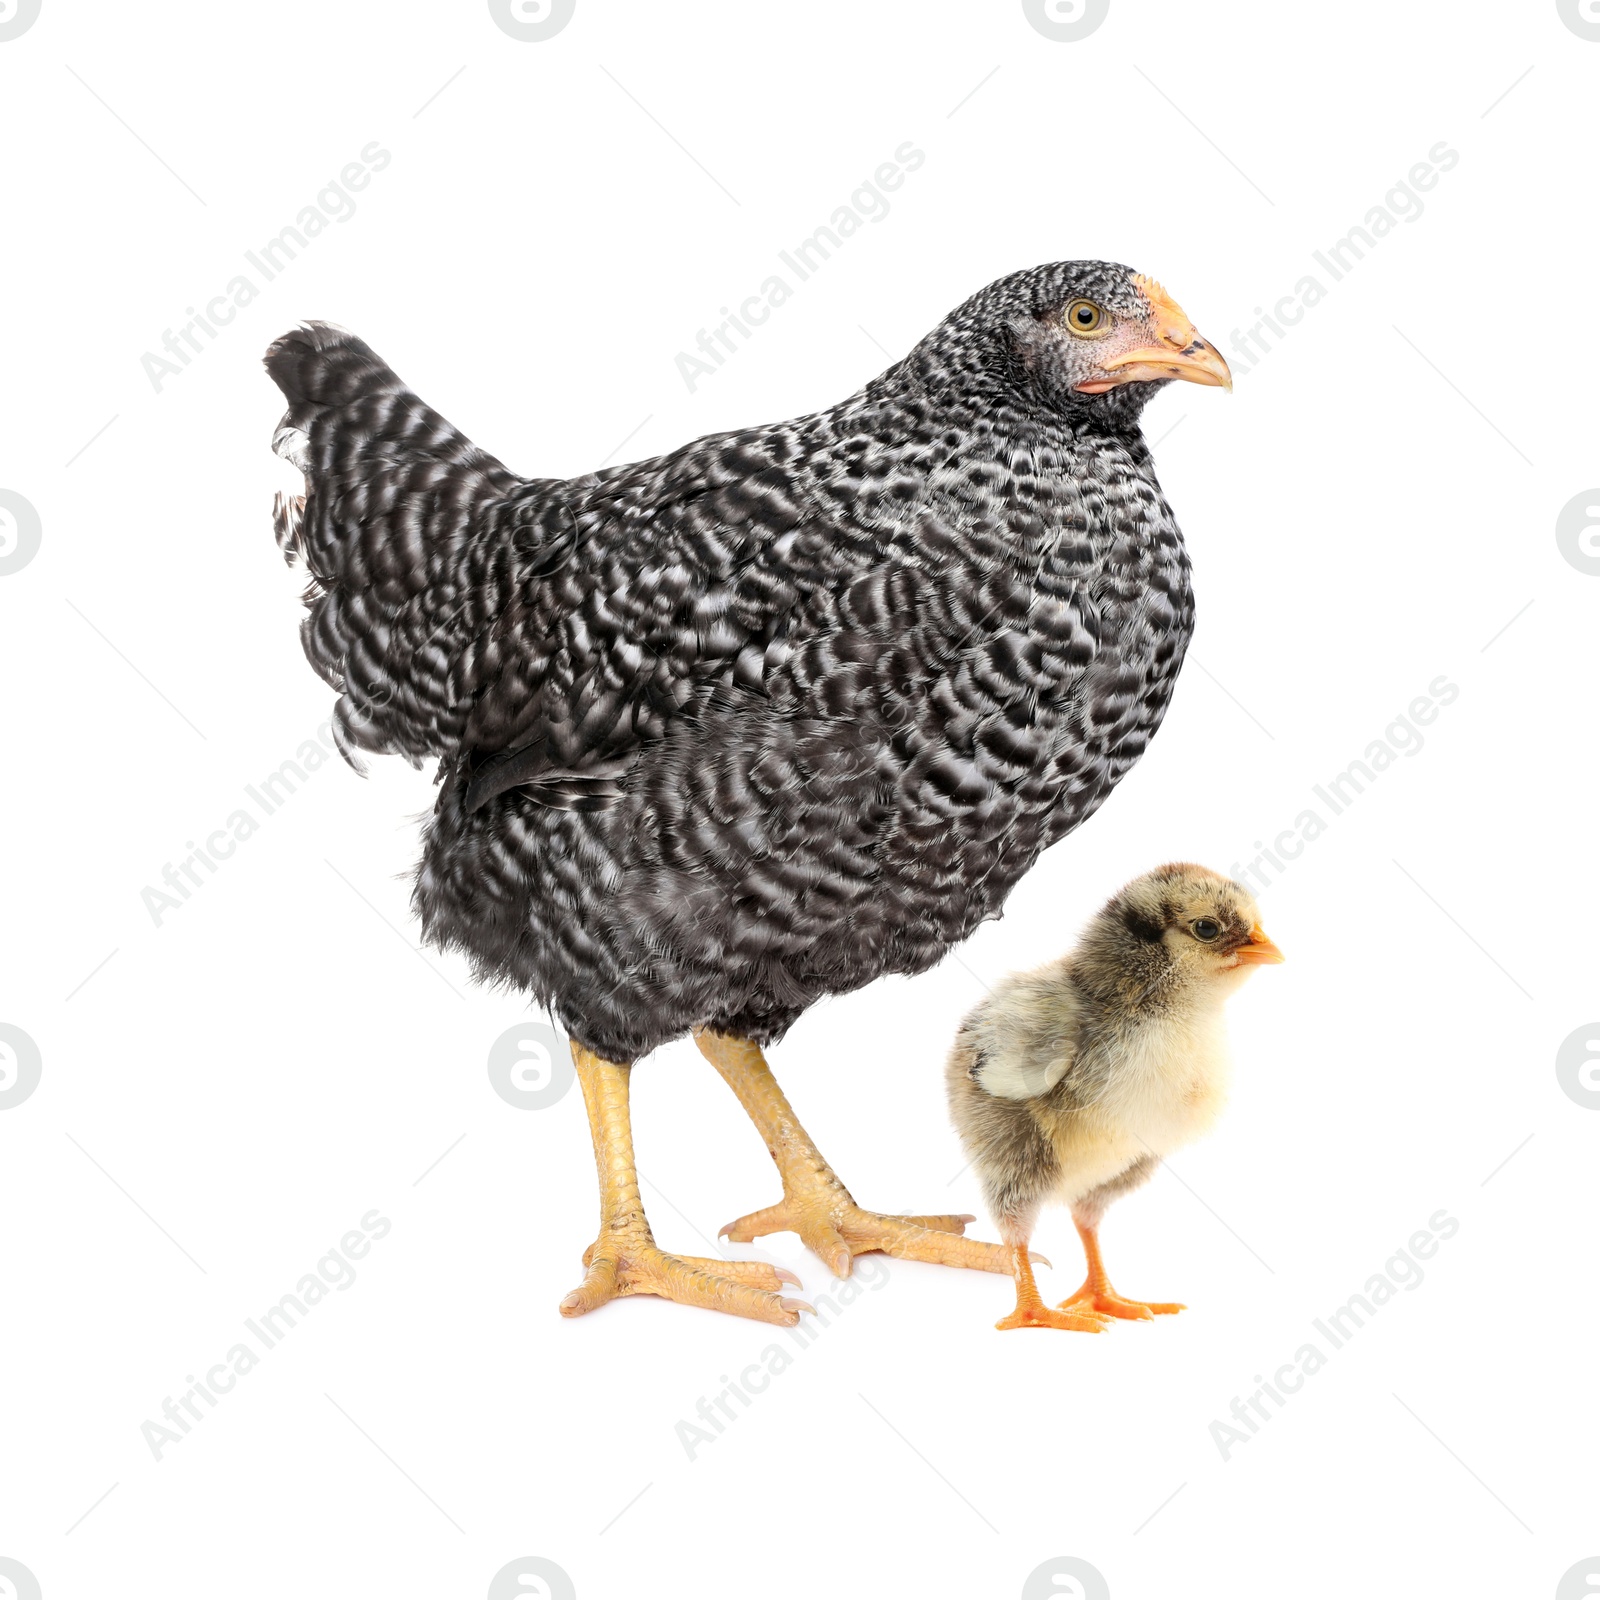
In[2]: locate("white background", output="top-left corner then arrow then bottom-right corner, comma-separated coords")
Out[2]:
2,2 -> 1596,1597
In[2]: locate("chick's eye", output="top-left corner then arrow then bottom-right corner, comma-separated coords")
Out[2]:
1191,918 -> 1221,943
1064,299 -> 1105,336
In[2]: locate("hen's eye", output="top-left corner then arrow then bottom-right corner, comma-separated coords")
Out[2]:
1191,918 -> 1221,942
1064,299 -> 1105,336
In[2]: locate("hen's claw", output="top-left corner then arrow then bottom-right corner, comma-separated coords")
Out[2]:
696,1030 -> 1017,1279
721,1194 -> 1016,1278
565,1042 -> 812,1325
563,1237 -> 811,1326
579,1239 -> 799,1288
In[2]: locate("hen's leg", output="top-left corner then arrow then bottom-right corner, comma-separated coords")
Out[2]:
560,1044 -> 812,1326
694,1029 -> 1014,1278
997,1243 -> 1107,1332
1057,1216 -> 1185,1321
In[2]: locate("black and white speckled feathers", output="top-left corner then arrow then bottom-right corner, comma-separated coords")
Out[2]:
265,262 -> 1200,1061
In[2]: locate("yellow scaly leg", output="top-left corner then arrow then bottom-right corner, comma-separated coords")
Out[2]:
695,1029 -> 1015,1279
560,1044 -> 812,1326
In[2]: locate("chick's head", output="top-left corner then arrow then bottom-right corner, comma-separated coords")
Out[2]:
1083,863 -> 1284,1007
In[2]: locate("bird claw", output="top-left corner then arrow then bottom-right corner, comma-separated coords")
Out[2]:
1057,1286 -> 1185,1321
721,1193 -> 1016,1278
996,1303 -> 1109,1333
562,1235 -> 811,1325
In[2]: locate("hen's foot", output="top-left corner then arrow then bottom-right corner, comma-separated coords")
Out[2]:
721,1190 -> 1015,1279
696,1029 -> 1016,1279
566,1042 -> 811,1326
562,1236 -> 809,1327
1057,1285 -> 1185,1321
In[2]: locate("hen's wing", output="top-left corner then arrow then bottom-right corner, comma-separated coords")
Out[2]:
460,408 -> 932,812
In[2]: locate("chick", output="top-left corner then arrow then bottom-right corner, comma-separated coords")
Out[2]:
946,864 -> 1283,1331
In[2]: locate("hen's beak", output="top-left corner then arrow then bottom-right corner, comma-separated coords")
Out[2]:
1233,924 -> 1285,966
1075,273 -> 1233,394
1097,335 -> 1233,391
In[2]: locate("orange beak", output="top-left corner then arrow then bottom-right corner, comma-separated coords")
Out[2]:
1233,924 -> 1285,966
1095,335 -> 1233,392
1074,273 -> 1233,394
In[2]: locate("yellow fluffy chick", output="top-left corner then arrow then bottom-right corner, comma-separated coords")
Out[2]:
946,864 -> 1282,1331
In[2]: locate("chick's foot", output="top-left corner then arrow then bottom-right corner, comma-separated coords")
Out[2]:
1056,1285 -> 1185,1320
996,1302 -> 1108,1333
1062,1221 -> 1183,1319
996,1244 -> 1106,1332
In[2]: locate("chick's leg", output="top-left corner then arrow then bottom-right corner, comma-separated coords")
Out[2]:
997,1243 -> 1107,1333
695,1029 -> 1014,1278
560,1044 -> 812,1326
1057,1217 -> 1185,1321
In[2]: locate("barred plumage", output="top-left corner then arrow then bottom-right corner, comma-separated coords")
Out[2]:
264,261 -> 1220,1061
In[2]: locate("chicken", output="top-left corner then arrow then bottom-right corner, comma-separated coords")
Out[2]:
946,864 -> 1282,1331
263,262 -> 1232,1327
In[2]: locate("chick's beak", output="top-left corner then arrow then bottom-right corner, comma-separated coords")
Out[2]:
1075,273 -> 1233,394
1233,924 -> 1285,966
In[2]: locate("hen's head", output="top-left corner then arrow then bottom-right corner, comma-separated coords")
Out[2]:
910,261 -> 1231,428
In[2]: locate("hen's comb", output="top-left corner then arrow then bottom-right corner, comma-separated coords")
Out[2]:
1131,272 -> 1185,319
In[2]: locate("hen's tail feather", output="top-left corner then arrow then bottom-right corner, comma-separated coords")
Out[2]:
271,490 -> 304,565
264,321 -> 533,771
